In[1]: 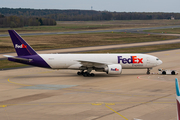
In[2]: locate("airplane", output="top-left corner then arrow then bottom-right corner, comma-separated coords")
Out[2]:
4,30 -> 162,77
175,78 -> 180,120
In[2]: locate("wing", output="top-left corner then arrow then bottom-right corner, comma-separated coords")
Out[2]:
77,60 -> 110,68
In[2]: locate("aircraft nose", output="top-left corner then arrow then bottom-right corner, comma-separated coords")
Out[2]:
159,60 -> 163,65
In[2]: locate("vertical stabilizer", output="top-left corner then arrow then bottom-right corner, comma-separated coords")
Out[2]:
8,30 -> 37,56
175,78 -> 180,120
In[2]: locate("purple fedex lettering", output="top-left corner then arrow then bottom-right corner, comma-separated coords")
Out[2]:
118,56 -> 143,64
118,56 -> 132,64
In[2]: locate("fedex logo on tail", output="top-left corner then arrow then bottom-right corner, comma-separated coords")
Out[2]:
15,44 -> 27,48
118,56 -> 143,64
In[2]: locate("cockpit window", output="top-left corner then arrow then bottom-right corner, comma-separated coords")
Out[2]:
156,58 -> 159,60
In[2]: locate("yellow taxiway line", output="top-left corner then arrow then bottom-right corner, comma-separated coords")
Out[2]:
0,105 -> 7,108
7,79 -> 32,86
106,105 -> 128,120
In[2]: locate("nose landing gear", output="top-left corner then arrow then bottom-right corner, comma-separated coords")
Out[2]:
147,68 -> 150,74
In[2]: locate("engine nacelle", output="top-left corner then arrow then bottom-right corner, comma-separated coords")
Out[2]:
105,64 -> 122,75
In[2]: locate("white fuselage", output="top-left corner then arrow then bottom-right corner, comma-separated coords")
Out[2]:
39,53 -> 162,70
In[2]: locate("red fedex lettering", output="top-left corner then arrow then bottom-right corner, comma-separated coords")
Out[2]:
22,44 -> 27,48
138,58 -> 143,63
15,44 -> 27,48
132,56 -> 137,63
132,56 -> 143,64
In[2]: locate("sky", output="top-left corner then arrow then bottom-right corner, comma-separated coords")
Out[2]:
0,0 -> 180,12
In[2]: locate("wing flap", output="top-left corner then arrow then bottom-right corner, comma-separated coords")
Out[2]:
77,60 -> 109,68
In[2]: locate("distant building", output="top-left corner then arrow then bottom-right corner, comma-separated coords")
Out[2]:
171,16 -> 175,20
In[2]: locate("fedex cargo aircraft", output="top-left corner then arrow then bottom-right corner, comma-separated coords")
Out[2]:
4,30 -> 162,77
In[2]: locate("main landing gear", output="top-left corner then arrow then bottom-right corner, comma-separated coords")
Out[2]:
77,70 -> 95,77
147,68 -> 150,74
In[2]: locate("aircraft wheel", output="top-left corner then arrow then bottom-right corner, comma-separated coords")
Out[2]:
171,71 -> 175,75
83,72 -> 88,77
162,71 -> 166,75
147,71 -> 150,74
90,73 -> 95,77
77,72 -> 82,75
147,68 -> 150,74
83,72 -> 95,77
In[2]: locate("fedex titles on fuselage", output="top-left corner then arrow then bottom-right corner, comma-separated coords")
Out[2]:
117,56 -> 143,64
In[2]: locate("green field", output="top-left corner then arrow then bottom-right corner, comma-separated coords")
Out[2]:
1,20 -> 180,34
0,24 -> 112,34
0,32 -> 178,53
84,43 -> 180,53
0,59 -> 28,69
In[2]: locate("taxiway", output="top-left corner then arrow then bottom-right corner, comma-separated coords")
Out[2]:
0,49 -> 179,120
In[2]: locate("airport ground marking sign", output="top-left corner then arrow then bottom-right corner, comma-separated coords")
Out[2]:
0,105 -> 7,108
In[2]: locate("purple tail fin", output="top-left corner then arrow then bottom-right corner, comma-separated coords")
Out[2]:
8,30 -> 37,56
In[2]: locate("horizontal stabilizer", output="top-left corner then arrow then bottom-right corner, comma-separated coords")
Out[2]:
4,55 -> 33,62
3,55 -> 14,58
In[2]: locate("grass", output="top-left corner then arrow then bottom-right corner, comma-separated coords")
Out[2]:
84,43 -> 180,53
0,32 -> 178,53
1,19 -> 180,69
0,24 -> 112,33
0,59 -> 28,69
1,19 -> 180,34
1,43 -> 180,69
144,28 -> 180,34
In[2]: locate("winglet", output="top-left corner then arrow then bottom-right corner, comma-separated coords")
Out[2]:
8,30 -> 37,56
176,78 -> 180,97
175,78 -> 180,120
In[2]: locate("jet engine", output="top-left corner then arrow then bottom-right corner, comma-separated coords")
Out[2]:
105,64 -> 122,75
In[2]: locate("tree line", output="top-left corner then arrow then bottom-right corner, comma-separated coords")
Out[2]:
0,15 -> 56,28
1,8 -> 180,21
45,12 -> 180,21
